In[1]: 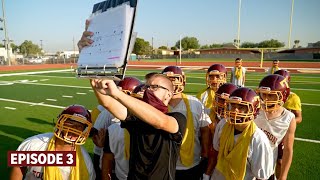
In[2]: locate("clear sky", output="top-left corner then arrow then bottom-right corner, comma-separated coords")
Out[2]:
3,0 -> 320,53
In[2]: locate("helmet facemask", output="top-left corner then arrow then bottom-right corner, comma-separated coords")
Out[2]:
214,92 -> 231,119
225,97 -> 255,125
131,91 -> 144,99
121,89 -> 132,95
163,72 -> 185,95
54,114 -> 92,145
130,84 -> 146,99
206,71 -> 226,91
118,86 -> 132,95
256,87 -> 283,112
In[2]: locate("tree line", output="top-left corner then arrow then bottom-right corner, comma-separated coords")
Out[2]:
133,37 -> 320,55
2,38 -> 320,56
0,40 -> 42,57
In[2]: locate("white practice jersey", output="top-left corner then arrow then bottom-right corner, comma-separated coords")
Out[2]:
254,108 -> 294,167
93,109 -> 120,156
211,119 -> 273,180
100,122 -> 129,180
197,89 -> 214,117
169,95 -> 212,170
17,133 -> 95,180
231,66 -> 246,87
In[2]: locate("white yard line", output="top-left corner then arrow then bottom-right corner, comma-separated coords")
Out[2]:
0,69 -> 72,77
301,103 -> 320,107
62,95 -> 73,98
46,99 -> 57,102
0,98 -> 65,109
0,81 -> 14,85
76,92 -> 87,95
4,107 -> 16,110
295,138 -> 320,144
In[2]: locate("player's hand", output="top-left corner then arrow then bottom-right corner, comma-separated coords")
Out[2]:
78,20 -> 94,52
91,79 -> 121,98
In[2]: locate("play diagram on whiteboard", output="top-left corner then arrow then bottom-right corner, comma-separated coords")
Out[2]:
77,0 -> 138,80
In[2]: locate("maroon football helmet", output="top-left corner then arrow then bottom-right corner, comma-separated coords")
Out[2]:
257,74 -> 290,111
54,105 -> 92,145
118,77 -> 141,95
215,83 -> 238,118
131,83 -> 146,99
161,66 -> 186,94
206,64 -> 227,91
225,87 -> 260,124
274,69 -> 291,83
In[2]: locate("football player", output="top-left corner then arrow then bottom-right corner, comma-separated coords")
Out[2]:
203,83 -> 238,179
197,64 -> 228,121
210,88 -> 273,180
274,70 -> 302,124
230,58 -> 246,87
10,105 -> 96,180
267,60 -> 281,74
255,74 -> 296,180
162,66 -> 212,180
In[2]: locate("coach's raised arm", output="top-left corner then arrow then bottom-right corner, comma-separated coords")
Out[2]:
90,76 -> 183,133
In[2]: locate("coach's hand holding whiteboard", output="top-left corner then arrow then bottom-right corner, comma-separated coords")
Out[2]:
78,20 -> 94,52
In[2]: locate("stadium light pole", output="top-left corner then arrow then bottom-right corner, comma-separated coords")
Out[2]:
236,0 -> 242,48
73,37 -> 76,63
179,35 -> 182,64
288,0 -> 294,49
40,40 -> 43,51
151,37 -> 154,56
1,0 -> 10,66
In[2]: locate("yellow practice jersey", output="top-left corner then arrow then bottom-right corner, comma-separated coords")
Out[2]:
284,92 -> 302,111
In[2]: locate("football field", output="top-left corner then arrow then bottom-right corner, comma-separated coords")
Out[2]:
0,67 -> 320,179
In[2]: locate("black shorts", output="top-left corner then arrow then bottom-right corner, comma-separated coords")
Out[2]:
93,153 -> 101,180
278,142 -> 284,160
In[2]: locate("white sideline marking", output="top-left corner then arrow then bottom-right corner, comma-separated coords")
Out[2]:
26,74 -> 74,79
295,138 -> 320,144
76,92 -> 87,95
0,98 -> 65,109
62,95 -> 73,98
4,107 -> 16,110
46,99 -> 57,102
0,69 -> 72,77
40,79 -> 49,81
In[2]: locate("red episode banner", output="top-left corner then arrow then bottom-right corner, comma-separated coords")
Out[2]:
7,151 -> 76,166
